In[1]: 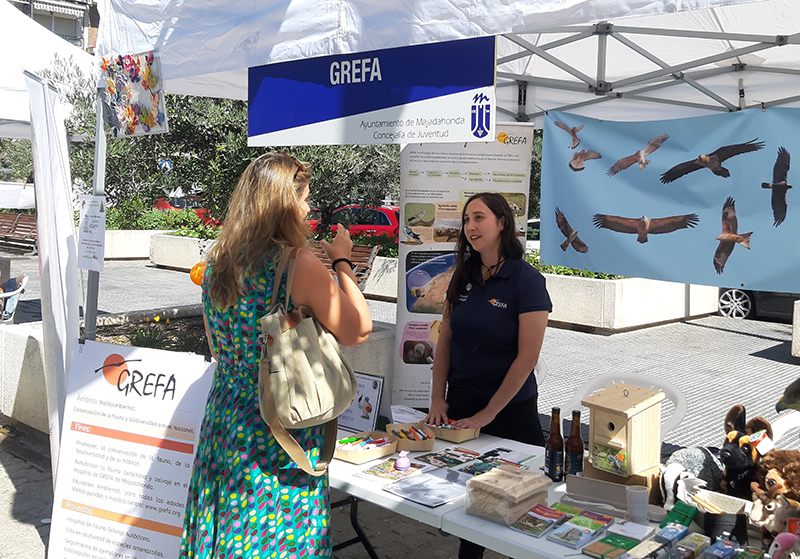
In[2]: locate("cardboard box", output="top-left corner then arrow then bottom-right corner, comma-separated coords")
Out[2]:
385,422 -> 435,451
426,424 -> 480,443
334,431 -> 397,464
583,458 -> 661,504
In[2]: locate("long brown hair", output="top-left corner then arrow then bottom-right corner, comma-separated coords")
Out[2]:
207,152 -> 311,309
445,192 -> 523,313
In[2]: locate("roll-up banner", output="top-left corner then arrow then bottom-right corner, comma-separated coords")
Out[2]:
248,37 -> 496,146
541,109 -> 800,293
393,127 -> 534,406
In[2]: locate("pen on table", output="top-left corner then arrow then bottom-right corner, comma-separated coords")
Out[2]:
357,438 -> 374,446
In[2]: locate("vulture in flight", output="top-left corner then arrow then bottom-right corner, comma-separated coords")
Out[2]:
607,134 -> 669,177
762,147 -> 792,226
555,207 -> 588,253
555,121 -> 584,149
592,212 -> 699,243
660,139 -> 765,184
713,196 -> 751,274
569,150 -> 602,172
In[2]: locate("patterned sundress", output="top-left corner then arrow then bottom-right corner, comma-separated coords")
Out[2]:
180,253 -> 331,558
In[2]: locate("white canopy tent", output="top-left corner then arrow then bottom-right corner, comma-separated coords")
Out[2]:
95,0 -> 800,125
0,0 -> 95,139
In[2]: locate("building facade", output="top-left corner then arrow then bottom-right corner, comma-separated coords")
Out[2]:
8,0 -> 98,52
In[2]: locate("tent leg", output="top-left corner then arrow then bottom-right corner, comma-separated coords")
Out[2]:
83,93 -> 106,341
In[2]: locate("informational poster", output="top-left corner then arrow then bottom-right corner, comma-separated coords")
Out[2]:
77,195 -> 106,272
338,372 -> 384,433
393,126 -> 534,406
48,340 -> 214,559
541,108 -> 800,293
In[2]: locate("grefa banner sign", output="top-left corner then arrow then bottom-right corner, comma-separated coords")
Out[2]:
248,37 -> 496,146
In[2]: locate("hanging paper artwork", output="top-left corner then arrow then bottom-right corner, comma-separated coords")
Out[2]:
100,51 -> 168,137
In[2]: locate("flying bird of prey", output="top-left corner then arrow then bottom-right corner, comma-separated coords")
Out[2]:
713,196 -> 751,274
569,150 -> 602,172
762,147 -> 792,226
607,134 -> 669,177
660,138 -> 765,183
555,207 -> 588,253
555,121 -> 584,149
592,212 -> 699,244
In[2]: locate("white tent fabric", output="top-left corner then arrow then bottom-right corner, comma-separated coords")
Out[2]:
0,0 -> 95,139
96,0 -> 776,121
25,73 -> 81,482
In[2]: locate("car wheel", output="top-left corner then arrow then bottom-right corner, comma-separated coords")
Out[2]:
719,289 -> 754,319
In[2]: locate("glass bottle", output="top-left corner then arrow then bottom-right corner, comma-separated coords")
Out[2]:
564,409 -> 584,476
544,407 -> 564,481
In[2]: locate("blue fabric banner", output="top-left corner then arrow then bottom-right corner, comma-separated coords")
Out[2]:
541,109 -> 800,293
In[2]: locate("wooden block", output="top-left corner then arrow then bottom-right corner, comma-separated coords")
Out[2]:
583,457 -> 662,505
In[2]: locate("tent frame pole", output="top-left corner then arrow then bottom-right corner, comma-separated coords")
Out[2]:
83,92 -> 106,341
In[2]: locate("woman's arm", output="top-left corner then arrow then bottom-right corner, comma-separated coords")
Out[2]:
451,310 -> 548,430
425,315 -> 453,425
291,228 -> 372,347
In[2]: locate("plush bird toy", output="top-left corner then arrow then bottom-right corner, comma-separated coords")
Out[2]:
777,378 -> 800,412
769,532 -> 799,559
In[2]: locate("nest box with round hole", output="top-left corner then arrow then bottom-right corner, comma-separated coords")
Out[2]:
581,383 -> 664,477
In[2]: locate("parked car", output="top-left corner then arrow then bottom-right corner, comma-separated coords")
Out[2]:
526,217 -> 540,252
307,204 -> 400,241
718,288 -> 800,321
154,196 -> 219,227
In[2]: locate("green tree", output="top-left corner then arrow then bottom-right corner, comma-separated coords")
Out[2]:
528,129 -> 543,219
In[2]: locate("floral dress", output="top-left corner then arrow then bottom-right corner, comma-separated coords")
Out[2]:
180,254 -> 331,558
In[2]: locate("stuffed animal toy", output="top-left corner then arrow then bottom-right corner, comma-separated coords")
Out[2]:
769,532 -> 799,559
660,447 -> 723,510
749,488 -> 800,548
719,405 -> 772,499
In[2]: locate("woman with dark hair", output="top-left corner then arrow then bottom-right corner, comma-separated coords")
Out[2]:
425,191 -> 552,559
180,152 -> 372,558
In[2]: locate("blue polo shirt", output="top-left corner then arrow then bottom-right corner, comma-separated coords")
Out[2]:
448,257 -> 552,404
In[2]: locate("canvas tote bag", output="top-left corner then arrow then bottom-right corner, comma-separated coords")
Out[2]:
258,247 -> 357,476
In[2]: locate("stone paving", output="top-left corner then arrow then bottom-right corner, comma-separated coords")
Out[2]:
2,254 -> 800,558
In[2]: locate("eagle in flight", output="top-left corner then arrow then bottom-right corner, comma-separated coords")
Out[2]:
555,208 -> 588,253
607,134 -> 669,177
762,147 -> 792,226
592,212 -> 699,243
555,121 -> 584,149
713,197 -> 751,274
660,139 -> 765,184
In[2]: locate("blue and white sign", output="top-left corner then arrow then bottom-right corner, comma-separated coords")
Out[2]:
248,37 -> 496,146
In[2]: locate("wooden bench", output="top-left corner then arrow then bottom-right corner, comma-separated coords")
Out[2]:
307,241 -> 380,289
0,213 -> 37,252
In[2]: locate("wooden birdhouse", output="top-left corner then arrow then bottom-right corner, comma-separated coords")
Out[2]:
581,383 -> 665,477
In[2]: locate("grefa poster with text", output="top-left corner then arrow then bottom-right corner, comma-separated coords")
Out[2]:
393,126 -> 534,407
49,340 -> 214,559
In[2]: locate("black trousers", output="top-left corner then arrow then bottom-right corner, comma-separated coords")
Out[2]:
446,385 -> 546,559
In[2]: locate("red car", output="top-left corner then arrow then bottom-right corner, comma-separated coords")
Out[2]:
306,204 -> 399,240
154,196 -> 220,227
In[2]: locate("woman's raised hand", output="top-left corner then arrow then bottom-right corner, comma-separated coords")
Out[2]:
320,226 -> 353,262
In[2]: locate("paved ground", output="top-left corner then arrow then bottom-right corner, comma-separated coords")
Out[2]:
2,253 -> 799,558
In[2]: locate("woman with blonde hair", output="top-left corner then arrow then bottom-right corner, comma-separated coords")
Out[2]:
180,152 -> 372,558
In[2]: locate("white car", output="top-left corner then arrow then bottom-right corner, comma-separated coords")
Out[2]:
525,218 -> 540,252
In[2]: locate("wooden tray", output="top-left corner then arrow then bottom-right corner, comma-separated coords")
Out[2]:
385,422 -> 435,451
333,430 -> 397,464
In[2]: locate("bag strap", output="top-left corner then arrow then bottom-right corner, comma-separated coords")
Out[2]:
269,247 -> 299,312
259,364 -> 337,476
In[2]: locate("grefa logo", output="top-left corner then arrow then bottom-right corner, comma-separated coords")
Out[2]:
489,298 -> 508,309
95,353 -> 177,400
496,132 -> 527,145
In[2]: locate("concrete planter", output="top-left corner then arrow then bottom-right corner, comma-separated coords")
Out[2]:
105,229 -> 174,260
150,234 -> 215,271
545,274 -> 718,331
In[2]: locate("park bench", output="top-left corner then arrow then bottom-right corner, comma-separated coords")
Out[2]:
306,241 -> 380,289
0,213 -> 37,252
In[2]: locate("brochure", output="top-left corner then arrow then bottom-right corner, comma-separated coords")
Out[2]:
510,504 -> 571,538
414,447 -> 481,468
583,534 -> 639,559
547,510 -> 615,549
606,520 -> 655,542
353,458 -> 429,482
382,473 -> 466,507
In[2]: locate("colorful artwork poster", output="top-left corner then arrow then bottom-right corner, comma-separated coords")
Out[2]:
394,127 -> 534,406
541,108 -> 800,292
100,51 -> 168,137
405,251 -> 455,313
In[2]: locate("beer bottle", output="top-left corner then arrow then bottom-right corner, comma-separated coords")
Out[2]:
544,407 -> 564,481
565,410 -> 584,476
